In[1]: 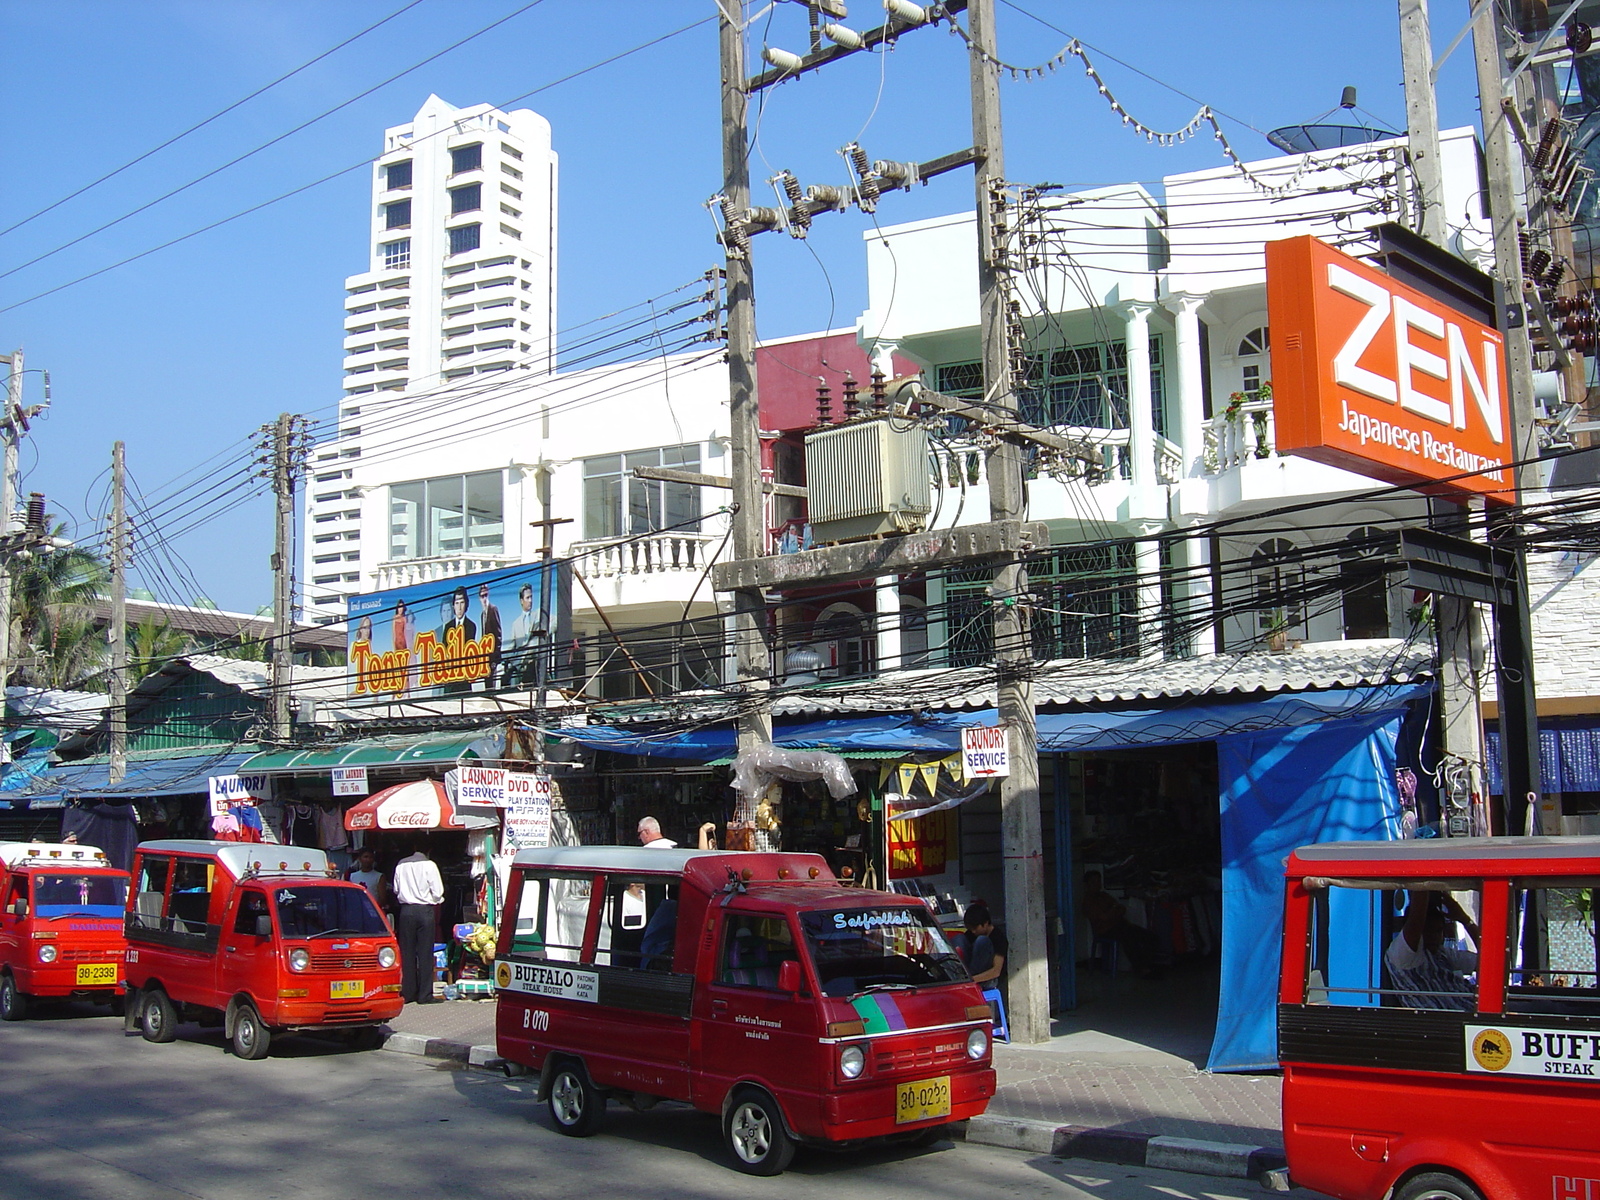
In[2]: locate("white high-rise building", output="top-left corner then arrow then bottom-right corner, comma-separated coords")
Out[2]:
307,95 -> 558,620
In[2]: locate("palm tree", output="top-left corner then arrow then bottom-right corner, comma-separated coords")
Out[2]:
128,614 -> 192,676
8,529 -> 109,690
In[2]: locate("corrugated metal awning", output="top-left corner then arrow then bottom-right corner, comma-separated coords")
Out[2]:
239,730 -> 492,774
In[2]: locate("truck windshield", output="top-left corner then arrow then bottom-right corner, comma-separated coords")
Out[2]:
273,885 -> 388,938
799,907 -> 968,996
32,873 -> 128,918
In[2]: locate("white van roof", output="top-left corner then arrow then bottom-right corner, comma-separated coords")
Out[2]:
510,845 -> 726,873
137,839 -> 331,879
0,842 -> 111,869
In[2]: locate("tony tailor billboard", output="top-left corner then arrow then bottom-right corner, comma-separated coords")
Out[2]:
346,561 -> 563,699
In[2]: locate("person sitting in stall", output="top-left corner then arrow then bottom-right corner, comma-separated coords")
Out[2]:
962,902 -> 1008,987
1082,871 -> 1164,979
1385,890 -> 1479,1011
637,816 -> 677,849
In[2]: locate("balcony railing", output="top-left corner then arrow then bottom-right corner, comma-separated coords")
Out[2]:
1204,396 -> 1277,473
373,552 -> 517,591
568,531 -> 722,580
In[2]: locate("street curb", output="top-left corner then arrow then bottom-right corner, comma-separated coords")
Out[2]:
965,1115 -> 1286,1182
381,1036 -> 1287,1186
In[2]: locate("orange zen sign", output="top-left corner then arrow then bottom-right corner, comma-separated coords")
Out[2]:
1266,235 -> 1512,503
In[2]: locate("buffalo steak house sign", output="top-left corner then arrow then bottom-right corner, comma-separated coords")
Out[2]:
1265,235 -> 1512,502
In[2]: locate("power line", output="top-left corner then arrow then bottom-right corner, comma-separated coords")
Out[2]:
0,0 -> 428,242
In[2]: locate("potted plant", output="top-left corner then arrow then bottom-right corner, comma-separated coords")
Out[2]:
1265,607 -> 1291,652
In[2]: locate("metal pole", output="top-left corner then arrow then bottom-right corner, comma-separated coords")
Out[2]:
0,350 -> 22,684
969,0 -> 1049,1044
109,442 -> 128,785
1472,2 -> 1543,832
718,1 -> 774,754
271,413 -> 295,743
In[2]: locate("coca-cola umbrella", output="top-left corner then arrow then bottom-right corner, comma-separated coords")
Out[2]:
343,779 -> 495,831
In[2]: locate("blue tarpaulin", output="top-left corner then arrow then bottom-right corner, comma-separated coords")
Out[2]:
11,750 -> 256,808
564,683 -> 1428,1072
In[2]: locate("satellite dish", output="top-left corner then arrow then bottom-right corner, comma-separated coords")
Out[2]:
1267,87 -> 1400,154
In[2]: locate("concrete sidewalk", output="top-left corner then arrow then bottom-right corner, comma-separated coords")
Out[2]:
381,978 -> 1286,1184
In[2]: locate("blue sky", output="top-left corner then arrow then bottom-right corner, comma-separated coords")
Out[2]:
0,1 -> 1487,614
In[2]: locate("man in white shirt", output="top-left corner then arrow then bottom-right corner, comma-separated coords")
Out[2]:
1385,890 -> 1480,1011
637,816 -> 677,849
392,845 -> 445,1004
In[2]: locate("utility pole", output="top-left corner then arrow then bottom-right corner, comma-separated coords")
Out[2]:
268,413 -> 300,744
1472,3 -> 1544,834
527,515 -> 572,764
717,2 -> 775,756
969,0 -> 1047,1044
109,442 -> 128,785
1401,0 -> 1490,835
0,349 -> 23,683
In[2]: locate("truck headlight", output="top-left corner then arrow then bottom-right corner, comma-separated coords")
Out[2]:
38,944 -> 57,963
840,1044 -> 865,1079
378,945 -> 397,969
966,1028 -> 988,1059
288,948 -> 310,972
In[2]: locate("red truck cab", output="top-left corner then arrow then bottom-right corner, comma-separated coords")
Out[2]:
124,839 -> 403,1059
0,841 -> 129,1020
495,846 -> 996,1174
1280,836 -> 1600,1200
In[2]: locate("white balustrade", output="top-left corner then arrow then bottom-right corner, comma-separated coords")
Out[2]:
1204,397 -> 1277,473
568,531 -> 723,580
373,553 -> 517,591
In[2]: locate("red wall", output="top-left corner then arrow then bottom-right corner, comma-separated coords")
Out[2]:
756,332 -> 918,435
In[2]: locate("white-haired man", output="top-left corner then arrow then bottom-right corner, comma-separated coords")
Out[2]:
637,816 -> 677,849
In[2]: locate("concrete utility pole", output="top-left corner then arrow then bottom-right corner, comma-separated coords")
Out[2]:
269,413 -> 297,744
0,349 -> 23,683
1471,2 -> 1544,833
968,0 -> 1048,1044
1401,0 -> 1491,836
717,2 -> 774,754
108,442 -> 128,785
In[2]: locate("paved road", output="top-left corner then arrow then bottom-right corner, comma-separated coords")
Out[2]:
0,1004 -> 1313,1200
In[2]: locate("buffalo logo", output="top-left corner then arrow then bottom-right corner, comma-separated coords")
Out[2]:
343,960 -> 353,969
1472,1028 -> 1513,1071
495,960 -> 512,989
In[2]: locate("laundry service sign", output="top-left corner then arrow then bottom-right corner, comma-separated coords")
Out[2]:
1467,1024 -> 1600,1079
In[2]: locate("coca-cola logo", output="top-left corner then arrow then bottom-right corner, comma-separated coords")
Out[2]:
347,812 -> 374,829
383,810 -> 433,828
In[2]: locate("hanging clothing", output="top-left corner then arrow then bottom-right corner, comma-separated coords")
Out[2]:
316,805 -> 348,852
282,803 -> 318,848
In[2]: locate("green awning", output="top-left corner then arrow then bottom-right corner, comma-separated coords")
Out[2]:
239,730 -> 491,774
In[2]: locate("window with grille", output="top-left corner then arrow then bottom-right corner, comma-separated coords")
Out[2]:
450,143 -> 483,174
449,183 -> 482,215
384,159 -> 412,190
939,338 -> 1166,434
448,223 -> 481,256
384,200 -> 411,230
1252,538 -> 1304,635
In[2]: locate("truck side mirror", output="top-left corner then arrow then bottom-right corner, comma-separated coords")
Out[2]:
9,899 -> 25,918
254,915 -> 273,938
777,959 -> 803,994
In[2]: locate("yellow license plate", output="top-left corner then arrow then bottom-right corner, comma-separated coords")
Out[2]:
330,980 -> 364,1000
895,1075 -> 951,1124
75,963 -> 118,987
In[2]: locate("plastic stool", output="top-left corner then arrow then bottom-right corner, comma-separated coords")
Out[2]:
1093,935 -> 1121,978
982,987 -> 1009,1043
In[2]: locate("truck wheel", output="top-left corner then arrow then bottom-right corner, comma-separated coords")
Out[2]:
139,988 -> 177,1043
547,1061 -> 605,1137
1396,1173 -> 1485,1200
231,1003 -> 271,1061
0,973 -> 27,1021
724,1087 -> 796,1176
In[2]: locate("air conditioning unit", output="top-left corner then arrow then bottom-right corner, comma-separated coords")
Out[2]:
803,416 -> 931,544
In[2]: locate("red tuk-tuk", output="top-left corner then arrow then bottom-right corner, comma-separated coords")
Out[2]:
0,842 -> 129,1020
495,846 -> 996,1175
1280,837 -> 1600,1200
124,839 -> 403,1058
